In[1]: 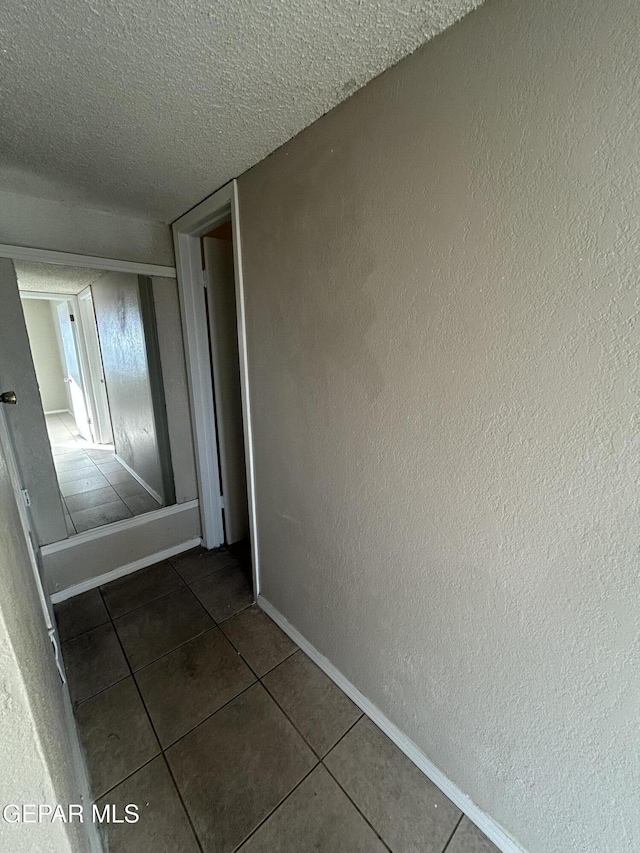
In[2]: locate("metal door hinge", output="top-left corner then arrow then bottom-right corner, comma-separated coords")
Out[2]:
202,268 -> 208,289
49,629 -> 66,684
219,494 -> 225,509
21,489 -> 31,507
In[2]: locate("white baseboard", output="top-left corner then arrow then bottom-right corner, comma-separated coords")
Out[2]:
50,537 -> 201,603
114,453 -> 163,504
257,594 -> 524,853
43,500 -> 199,553
44,409 -> 71,415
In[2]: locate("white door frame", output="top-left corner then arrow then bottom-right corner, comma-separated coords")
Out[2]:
172,179 -> 260,596
77,288 -> 114,445
22,289 -> 98,443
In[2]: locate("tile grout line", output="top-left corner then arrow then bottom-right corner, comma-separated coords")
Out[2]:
65,559 -> 399,853
103,570 -> 321,852
441,814 -> 465,853
105,575 -> 188,621
158,753 -> 206,853
320,760 -> 394,852
95,585 -> 207,853
72,672 -> 131,708
230,761 -> 321,853
214,624 -> 394,851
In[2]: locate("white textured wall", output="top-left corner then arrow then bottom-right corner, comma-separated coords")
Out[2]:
0,432 -> 93,853
237,0 -> 640,851
21,299 -> 68,413
0,188 -> 174,265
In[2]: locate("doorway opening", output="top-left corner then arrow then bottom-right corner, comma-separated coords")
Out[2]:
202,219 -> 249,551
15,261 -> 176,536
173,179 -> 259,595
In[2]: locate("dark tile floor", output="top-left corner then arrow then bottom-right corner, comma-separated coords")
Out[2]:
55,548 -> 499,853
46,413 -> 162,536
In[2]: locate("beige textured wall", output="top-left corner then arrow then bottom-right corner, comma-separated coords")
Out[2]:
21,299 -> 68,413
0,432 -> 94,853
0,188 -> 174,266
237,1 -> 640,851
152,277 -> 199,503
92,272 -> 164,500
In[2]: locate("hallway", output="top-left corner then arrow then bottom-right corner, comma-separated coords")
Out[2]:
56,548 -> 497,853
47,412 -> 162,534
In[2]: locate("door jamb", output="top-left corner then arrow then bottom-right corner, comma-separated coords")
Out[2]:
172,180 -> 260,597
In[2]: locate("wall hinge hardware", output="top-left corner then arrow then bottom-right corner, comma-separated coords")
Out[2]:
219,494 -> 225,510
21,489 -> 31,507
69,314 -> 75,322
49,629 -> 66,685
202,268 -> 208,289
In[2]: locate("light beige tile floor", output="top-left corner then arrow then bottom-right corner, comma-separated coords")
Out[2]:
57,548 -> 499,853
45,413 -> 162,535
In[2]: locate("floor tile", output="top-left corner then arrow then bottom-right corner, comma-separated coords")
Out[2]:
220,605 -> 296,677
60,474 -> 109,497
101,561 -> 184,619
62,622 -> 129,704
114,587 -> 214,671
167,684 -> 316,853
96,460 -> 124,473
56,465 -> 99,483
86,449 -> 116,460
262,650 -> 361,756
71,500 -> 132,532
54,589 -> 109,642
237,765 -> 387,853
96,757 -> 200,853
324,717 -> 461,853
136,628 -> 256,746
55,457 -> 97,472
51,441 -> 79,451
446,817 -> 499,853
190,563 -> 253,622
105,469 -> 136,485
54,450 -> 91,464
170,547 -> 238,585
75,678 -> 159,798
64,486 -> 121,513
112,479 -> 147,498
124,493 -> 161,515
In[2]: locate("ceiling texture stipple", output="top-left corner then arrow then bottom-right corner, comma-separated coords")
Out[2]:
15,261 -> 108,294
0,0 -> 481,223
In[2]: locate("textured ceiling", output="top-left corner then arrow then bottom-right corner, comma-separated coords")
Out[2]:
15,262 -> 107,294
0,0 -> 480,223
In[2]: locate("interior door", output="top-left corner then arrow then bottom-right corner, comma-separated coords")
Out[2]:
77,289 -> 113,444
0,405 -> 54,629
203,236 -> 249,544
0,259 -> 68,546
56,301 -> 93,441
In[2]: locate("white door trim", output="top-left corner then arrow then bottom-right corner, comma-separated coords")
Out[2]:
172,180 -> 260,596
0,243 -> 176,278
